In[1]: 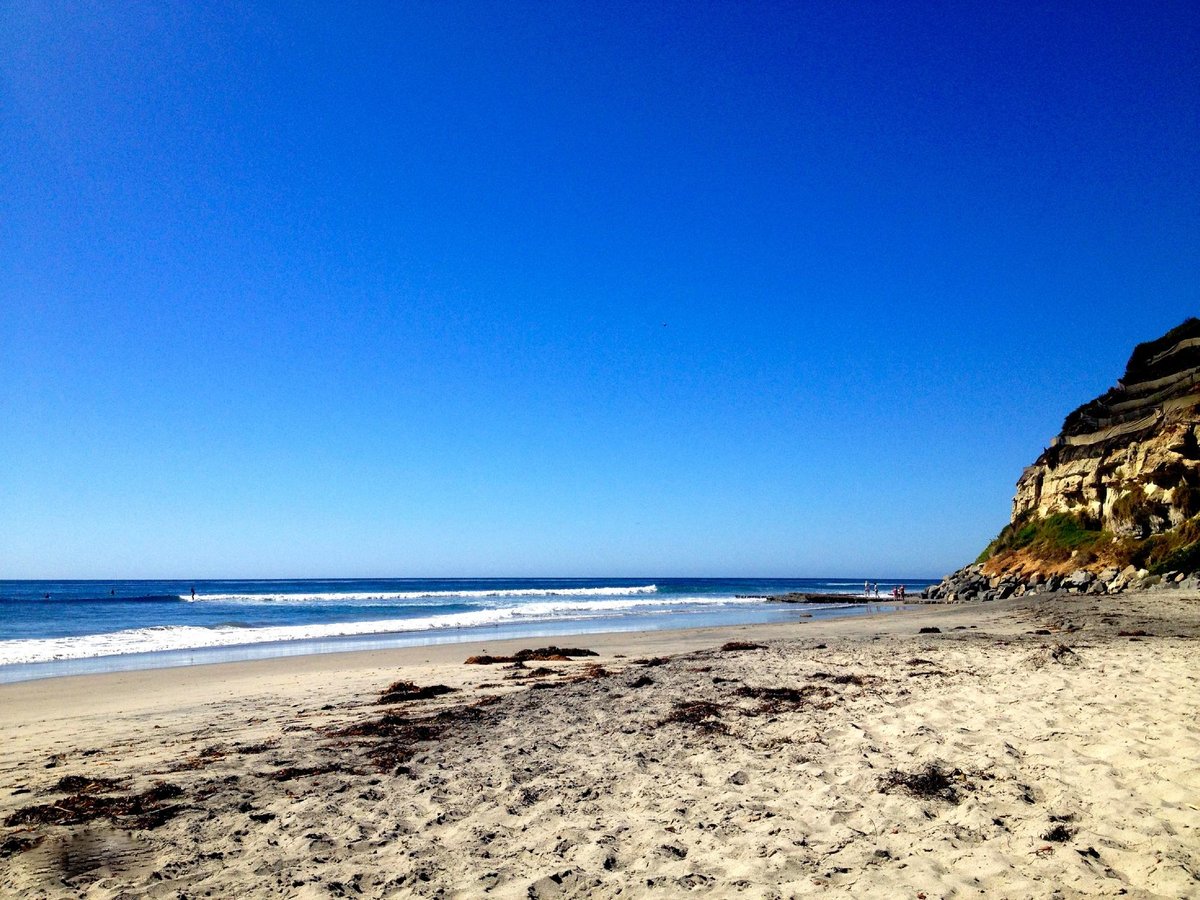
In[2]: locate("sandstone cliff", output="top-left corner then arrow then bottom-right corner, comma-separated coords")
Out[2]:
1011,317 -> 1200,537
927,318 -> 1200,601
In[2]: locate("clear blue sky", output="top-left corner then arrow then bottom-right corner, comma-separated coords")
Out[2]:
2,2 -> 1196,578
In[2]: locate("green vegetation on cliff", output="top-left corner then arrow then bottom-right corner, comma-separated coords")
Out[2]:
976,513 -> 1106,565
978,511 -> 1200,574
979,318 -> 1200,580
1138,518 -> 1200,574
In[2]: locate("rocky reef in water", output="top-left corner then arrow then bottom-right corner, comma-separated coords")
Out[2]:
928,318 -> 1200,602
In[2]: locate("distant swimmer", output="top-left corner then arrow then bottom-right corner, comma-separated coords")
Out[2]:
191,586 -> 196,601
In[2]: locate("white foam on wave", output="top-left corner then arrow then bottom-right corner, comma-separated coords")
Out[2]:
182,584 -> 659,603
0,594 -> 762,665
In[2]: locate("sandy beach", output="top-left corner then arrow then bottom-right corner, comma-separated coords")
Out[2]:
2,593 -> 1198,899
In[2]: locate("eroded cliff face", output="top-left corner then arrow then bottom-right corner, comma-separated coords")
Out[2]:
1012,319 -> 1200,538
926,318 -> 1200,601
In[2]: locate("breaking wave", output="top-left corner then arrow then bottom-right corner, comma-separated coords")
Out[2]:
0,594 -> 763,665
182,584 -> 660,603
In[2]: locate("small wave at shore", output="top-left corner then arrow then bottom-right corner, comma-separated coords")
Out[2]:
0,594 -> 762,665
182,585 -> 660,603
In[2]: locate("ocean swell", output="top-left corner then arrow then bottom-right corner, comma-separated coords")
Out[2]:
0,594 -> 762,665
182,584 -> 660,603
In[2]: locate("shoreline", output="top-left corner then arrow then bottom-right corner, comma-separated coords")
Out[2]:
0,600 -> 932,697
0,598 -> 916,685
3,592 -> 1198,897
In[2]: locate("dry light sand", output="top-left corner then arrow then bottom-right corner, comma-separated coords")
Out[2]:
1,593 -> 1198,899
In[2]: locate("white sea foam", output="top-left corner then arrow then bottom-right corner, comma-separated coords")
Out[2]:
181,584 -> 659,603
0,595 -> 764,665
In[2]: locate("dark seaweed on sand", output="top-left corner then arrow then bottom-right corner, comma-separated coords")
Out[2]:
735,684 -> 834,712
330,697 -> 501,774
720,641 -> 766,652
1051,644 -> 1079,662
573,664 -> 609,681
333,712 -> 442,741
45,775 -> 126,795
378,681 -> 458,704
263,765 -> 346,782
0,834 -> 44,858
505,665 -> 558,680
465,646 -> 599,664
1043,823 -> 1075,842
810,671 -> 872,686
516,646 -> 597,660
878,764 -> 970,804
172,744 -> 228,771
235,740 -> 277,755
5,782 -> 185,829
661,701 -> 729,734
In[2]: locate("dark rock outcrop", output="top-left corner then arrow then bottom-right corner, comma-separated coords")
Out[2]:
922,562 -> 1200,602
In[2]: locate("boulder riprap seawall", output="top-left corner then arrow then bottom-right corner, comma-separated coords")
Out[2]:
926,561 -> 1200,603
928,318 -> 1200,602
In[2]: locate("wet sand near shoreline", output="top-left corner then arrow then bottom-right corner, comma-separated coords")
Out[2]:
2,594 -> 1198,898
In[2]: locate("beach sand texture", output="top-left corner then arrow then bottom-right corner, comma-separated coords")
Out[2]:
1,594 -> 1198,899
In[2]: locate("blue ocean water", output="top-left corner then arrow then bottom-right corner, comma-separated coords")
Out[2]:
0,577 -> 934,682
